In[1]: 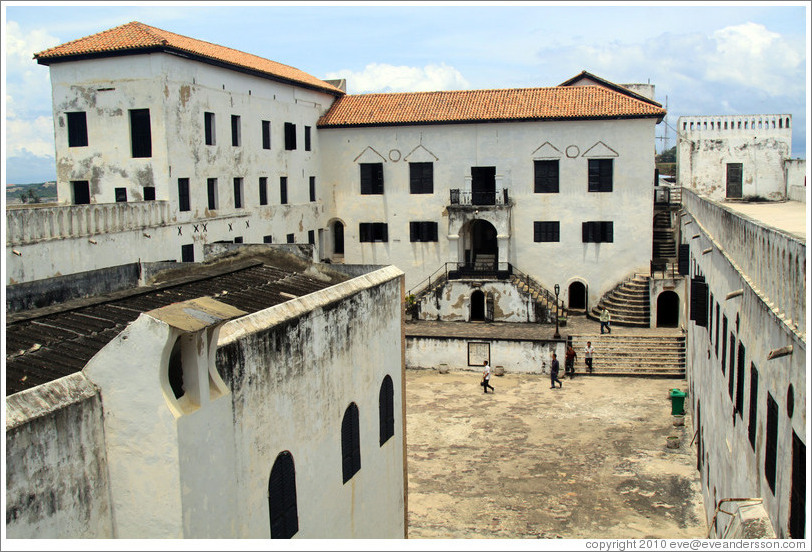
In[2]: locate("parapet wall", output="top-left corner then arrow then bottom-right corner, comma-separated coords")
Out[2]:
679,114 -> 792,137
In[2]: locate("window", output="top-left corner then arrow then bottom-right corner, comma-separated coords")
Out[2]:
263,235 -> 273,244
130,109 -> 152,158
280,177 -> 288,205
721,316 -> 728,374
765,393 -> 778,494
268,451 -> 299,539
284,122 -> 296,150
409,162 -> 433,194
233,177 -> 243,209
259,177 -> 268,206
359,222 -> 388,243
379,375 -> 395,446
262,120 -> 271,149
72,180 -> 90,205
143,186 -> 155,201
360,163 -> 384,195
205,112 -> 216,145
789,432 -> 806,538
115,187 -> 127,203
181,244 -> 194,263
534,160 -> 559,193
690,276 -> 708,327
736,343 -> 745,418
308,230 -> 315,245
534,221 -> 560,242
178,178 -> 190,212
708,293 -> 714,342
231,115 -> 241,147
678,243 -> 690,276
410,221 -> 438,242
341,403 -> 361,483
582,221 -> 613,243
286,233 -> 295,244
168,338 -> 185,398
66,112 -> 88,147
588,159 -> 613,192
728,334 -> 736,400
748,363 -> 758,450
304,126 -> 311,151
309,176 -> 316,202
715,303 -> 720,356
207,178 -> 218,210
234,236 -> 243,244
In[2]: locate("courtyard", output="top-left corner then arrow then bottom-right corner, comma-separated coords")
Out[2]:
405,370 -> 707,539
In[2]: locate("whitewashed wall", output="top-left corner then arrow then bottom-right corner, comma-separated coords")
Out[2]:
785,158 -> 806,203
682,193 -> 806,538
406,336 -> 565,375
676,115 -> 792,200
418,280 -> 536,322
319,117 -> 657,305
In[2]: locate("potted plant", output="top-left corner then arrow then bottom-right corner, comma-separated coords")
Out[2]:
405,294 -> 418,319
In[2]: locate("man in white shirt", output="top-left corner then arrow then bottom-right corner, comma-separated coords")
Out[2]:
482,361 -> 495,393
584,341 -> 594,373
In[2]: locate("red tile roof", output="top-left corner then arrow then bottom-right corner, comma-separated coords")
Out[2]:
318,86 -> 666,127
34,21 -> 343,95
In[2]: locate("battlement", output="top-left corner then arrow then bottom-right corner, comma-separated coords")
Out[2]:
678,114 -> 791,136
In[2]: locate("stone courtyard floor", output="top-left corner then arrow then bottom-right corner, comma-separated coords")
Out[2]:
405,370 -> 707,539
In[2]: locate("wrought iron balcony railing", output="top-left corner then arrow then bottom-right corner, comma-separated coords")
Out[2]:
449,189 -> 510,206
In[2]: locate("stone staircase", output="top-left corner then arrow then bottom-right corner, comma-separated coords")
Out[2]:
569,334 -> 686,378
653,211 -> 677,258
588,274 -> 650,327
509,272 -> 559,323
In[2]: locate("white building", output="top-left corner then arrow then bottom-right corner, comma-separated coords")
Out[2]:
7,22 -> 665,318
676,114 -> 798,201
6,249 -> 407,538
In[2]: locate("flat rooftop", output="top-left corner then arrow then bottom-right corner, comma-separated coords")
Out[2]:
719,199 -> 807,240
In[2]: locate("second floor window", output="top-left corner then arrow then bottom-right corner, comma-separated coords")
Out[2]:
360,163 -> 384,195
409,221 -> 438,242
534,160 -> 559,193
409,162 -> 433,194
280,177 -> 288,205
259,177 -> 268,206
130,109 -> 152,158
205,112 -> 216,145
582,221 -> 613,243
67,112 -> 88,147
284,122 -> 296,150
233,177 -> 243,209
533,221 -> 560,242
262,120 -> 271,149
304,126 -> 312,151
588,159 -> 613,192
359,222 -> 388,243
178,178 -> 190,211
231,115 -> 241,146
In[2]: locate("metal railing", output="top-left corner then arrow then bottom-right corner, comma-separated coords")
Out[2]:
650,259 -> 679,279
449,189 -> 510,206
654,185 -> 682,206
510,265 -> 566,318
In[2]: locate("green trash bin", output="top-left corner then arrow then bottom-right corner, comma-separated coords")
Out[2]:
670,388 -> 687,416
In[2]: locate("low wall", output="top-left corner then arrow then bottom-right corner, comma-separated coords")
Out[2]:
787,185 -> 805,204
406,335 -> 565,375
418,280 -> 536,323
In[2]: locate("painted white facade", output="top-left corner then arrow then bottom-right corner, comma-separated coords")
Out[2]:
681,189 -> 806,538
417,280 -> 538,322
5,268 -> 407,539
676,115 -> 793,201
319,117 -> 658,303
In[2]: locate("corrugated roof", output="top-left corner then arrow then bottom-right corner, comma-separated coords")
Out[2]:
5,253 -> 351,396
34,21 -> 343,96
318,85 -> 666,128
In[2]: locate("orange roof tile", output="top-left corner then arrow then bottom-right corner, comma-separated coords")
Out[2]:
318,86 -> 666,127
34,21 -> 343,96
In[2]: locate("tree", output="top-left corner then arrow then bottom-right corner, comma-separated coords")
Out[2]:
656,146 -> 676,163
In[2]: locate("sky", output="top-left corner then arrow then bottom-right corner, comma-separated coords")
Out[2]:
2,1 -> 809,185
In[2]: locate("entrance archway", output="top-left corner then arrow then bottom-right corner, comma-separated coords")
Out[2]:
332,220 -> 344,256
656,291 -> 680,327
467,220 -> 498,270
470,290 -> 485,321
568,281 -> 587,310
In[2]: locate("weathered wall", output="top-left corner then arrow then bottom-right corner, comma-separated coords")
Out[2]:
5,373 -> 113,538
650,277 -> 687,329
406,336 -> 565,375
682,193 -> 806,538
676,115 -> 792,200
216,266 -> 406,538
785,158 -> 806,203
417,280 -> 536,322
319,117 -> 657,304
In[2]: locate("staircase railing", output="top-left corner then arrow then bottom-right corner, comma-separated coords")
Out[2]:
509,265 -> 566,322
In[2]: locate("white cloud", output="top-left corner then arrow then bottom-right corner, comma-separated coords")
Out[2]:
325,63 -> 470,94
5,116 -> 56,158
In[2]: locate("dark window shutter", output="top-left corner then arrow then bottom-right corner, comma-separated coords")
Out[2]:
342,403 -> 361,483
409,164 -> 421,194
678,244 -> 690,275
374,163 -> 384,194
284,122 -> 296,150
534,221 -> 542,242
359,223 -> 370,242
67,112 -> 88,147
736,343 -> 745,418
602,222 -> 613,243
380,223 -> 388,242
748,364 -> 758,450
728,335 -> 736,399
430,222 -> 438,241
262,120 -> 271,149
269,451 -> 299,539
582,222 -> 589,242
409,222 -> 418,242
130,109 -> 152,158
765,393 -> 778,493
379,375 -> 395,446
690,277 -> 708,327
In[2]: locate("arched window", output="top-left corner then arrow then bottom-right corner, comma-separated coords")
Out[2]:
379,375 -> 395,446
269,451 -> 298,539
341,403 -> 361,483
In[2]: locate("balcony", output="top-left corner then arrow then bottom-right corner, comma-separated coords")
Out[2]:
449,189 -> 510,207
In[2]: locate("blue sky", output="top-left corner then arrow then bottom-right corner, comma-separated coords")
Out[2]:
3,2 -> 809,184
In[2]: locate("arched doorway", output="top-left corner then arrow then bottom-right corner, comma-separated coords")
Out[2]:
332,220 -> 344,256
568,281 -> 586,310
467,220 -> 498,270
656,291 -> 680,327
470,290 -> 485,321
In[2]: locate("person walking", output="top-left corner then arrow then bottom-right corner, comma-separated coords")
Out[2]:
565,344 -> 577,379
550,353 -> 562,389
482,360 -> 495,393
584,341 -> 594,373
600,308 -> 612,334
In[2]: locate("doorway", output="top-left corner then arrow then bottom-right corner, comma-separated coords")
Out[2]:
471,166 -> 496,205
468,220 -> 498,270
568,282 -> 587,310
656,291 -> 680,327
471,290 -> 485,321
332,221 -> 344,256
726,163 -> 743,199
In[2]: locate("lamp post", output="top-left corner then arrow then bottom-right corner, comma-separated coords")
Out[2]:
553,284 -> 561,339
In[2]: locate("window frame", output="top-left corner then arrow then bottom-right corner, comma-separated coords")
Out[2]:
341,403 -> 362,483
66,111 -> 88,147
231,115 -> 241,147
262,120 -> 271,150
309,176 -> 316,202
304,126 -> 312,151
115,187 -> 128,203
534,221 -> 560,242
581,221 -> 613,243
534,160 -> 560,193
588,158 -> 613,192
129,108 -> 152,158
205,112 -> 216,146
280,176 -> 288,205
360,163 -> 384,195
233,177 -> 244,209
409,162 -> 434,194
178,178 -> 190,212
207,178 -> 218,210
409,221 -> 438,242
284,122 -> 296,150
379,375 -> 395,446
359,222 -> 389,243
259,177 -> 268,206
